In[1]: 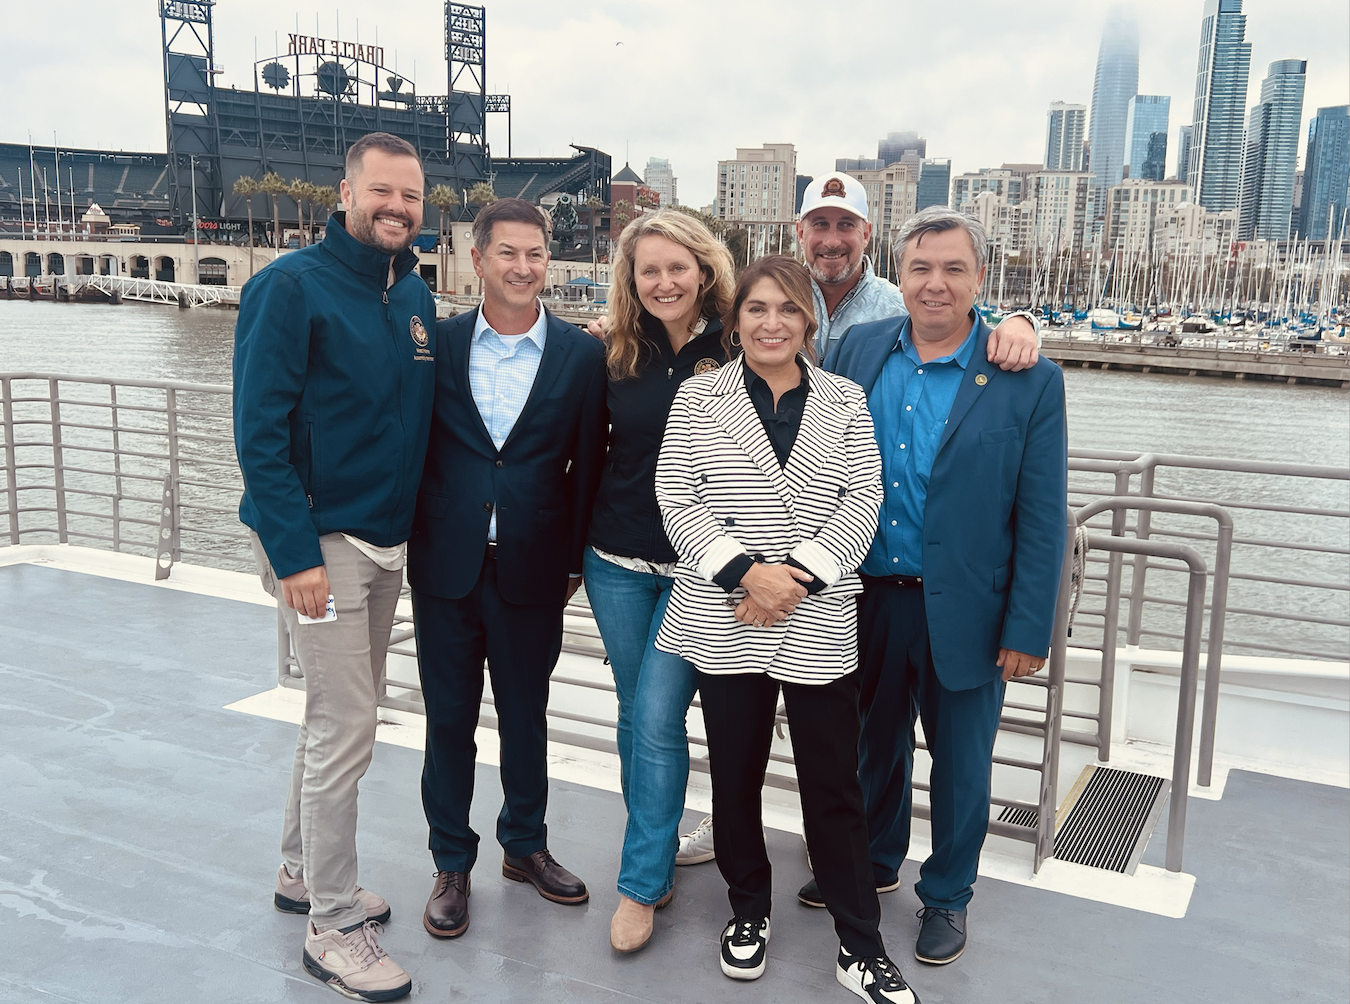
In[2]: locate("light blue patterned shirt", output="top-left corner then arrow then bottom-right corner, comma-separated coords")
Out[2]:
470,302 -> 547,541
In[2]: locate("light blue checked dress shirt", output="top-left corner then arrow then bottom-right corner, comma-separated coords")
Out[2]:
469,302 -> 547,541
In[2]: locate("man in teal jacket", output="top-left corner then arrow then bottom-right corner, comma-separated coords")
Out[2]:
820,207 -> 1068,970
234,132 -> 434,1003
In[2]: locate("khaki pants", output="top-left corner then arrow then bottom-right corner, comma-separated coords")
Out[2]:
251,531 -> 403,931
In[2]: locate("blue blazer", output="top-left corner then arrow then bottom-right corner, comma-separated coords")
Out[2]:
825,317 -> 1068,691
407,309 -> 608,606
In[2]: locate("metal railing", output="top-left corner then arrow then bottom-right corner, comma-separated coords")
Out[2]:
4,373 -> 1347,876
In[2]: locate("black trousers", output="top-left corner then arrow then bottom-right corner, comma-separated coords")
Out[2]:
413,555 -> 564,873
697,669 -> 885,958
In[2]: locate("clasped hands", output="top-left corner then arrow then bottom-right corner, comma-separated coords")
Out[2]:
733,561 -> 814,627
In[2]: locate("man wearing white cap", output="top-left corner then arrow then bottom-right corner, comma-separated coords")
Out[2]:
673,173 -> 1041,869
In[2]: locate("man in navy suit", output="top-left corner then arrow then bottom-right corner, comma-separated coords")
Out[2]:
819,207 -> 1067,966
408,198 -> 607,939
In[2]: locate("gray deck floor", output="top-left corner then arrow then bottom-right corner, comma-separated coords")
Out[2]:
2,562 -> 1347,1004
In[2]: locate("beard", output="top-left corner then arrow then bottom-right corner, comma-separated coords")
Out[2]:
347,200 -> 416,254
807,252 -> 863,287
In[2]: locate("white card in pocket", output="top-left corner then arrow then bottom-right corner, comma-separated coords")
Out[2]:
298,594 -> 337,624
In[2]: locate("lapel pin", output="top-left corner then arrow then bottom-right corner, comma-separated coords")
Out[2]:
975,373 -> 988,386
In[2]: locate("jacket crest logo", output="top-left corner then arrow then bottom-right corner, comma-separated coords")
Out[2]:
410,316 -> 428,347
821,177 -> 848,200
694,358 -> 721,376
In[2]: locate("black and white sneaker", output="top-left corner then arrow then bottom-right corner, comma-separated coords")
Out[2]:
719,916 -> 770,980
837,946 -> 919,1004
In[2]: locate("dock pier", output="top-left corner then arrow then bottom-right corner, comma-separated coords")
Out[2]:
1041,337 -> 1350,388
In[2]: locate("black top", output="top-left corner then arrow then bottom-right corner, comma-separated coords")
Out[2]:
744,361 -> 810,469
711,359 -> 824,596
587,314 -> 729,564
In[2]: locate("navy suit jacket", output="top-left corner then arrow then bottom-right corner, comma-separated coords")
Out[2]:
825,316 -> 1068,691
407,308 -> 608,606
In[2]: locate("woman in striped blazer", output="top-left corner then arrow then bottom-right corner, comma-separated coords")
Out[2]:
654,257 -> 918,1003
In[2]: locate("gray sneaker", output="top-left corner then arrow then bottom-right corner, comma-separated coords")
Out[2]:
676,815 -> 715,865
275,864 -> 391,924
303,920 -> 411,1002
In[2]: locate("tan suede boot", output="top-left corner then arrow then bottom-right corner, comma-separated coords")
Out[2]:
610,895 -> 656,953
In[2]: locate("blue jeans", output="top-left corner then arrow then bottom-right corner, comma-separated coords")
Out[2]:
582,547 -> 699,905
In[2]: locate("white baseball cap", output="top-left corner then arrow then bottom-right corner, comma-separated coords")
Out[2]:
798,172 -> 869,221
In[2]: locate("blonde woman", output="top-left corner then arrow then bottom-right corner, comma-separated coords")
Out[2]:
582,210 -> 736,952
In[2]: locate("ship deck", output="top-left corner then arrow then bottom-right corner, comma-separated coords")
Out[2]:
3,559 -> 1347,1004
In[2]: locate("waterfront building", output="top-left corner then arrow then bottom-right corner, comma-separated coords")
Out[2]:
850,162 -> 918,272
962,190 -> 1035,256
1153,201 -> 1238,257
1044,102 -> 1087,171
1028,171 -> 1093,250
715,143 -> 797,223
643,157 -> 677,208
1187,0 -> 1252,213
1124,96 -> 1171,181
877,131 -> 926,166
1087,7 -> 1139,216
1297,105 -> 1349,240
1238,60 -> 1307,241
1176,124 -> 1194,185
916,158 -> 951,210
950,168 -> 1025,214
1105,179 -> 1193,254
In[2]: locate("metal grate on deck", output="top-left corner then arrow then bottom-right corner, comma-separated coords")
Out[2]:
1052,765 -> 1170,874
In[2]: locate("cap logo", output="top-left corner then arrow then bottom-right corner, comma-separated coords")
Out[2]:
821,178 -> 848,199
410,316 -> 428,347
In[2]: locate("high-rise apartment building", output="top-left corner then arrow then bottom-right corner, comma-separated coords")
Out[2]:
1124,96 -> 1171,181
1029,171 -> 1093,249
851,162 -> 918,266
917,159 -> 951,210
1187,0 -> 1252,212
1154,202 -> 1238,256
643,157 -> 677,208
951,168 -> 1026,214
1045,102 -> 1087,171
878,132 -> 925,166
1298,106 -> 1350,240
1106,178 -> 1193,253
963,190 -> 1036,256
836,157 -> 885,173
1088,8 -> 1139,215
1176,124 -> 1194,184
1238,60 -> 1307,240
715,144 -> 797,223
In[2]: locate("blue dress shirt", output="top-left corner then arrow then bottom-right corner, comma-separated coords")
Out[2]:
469,302 -> 547,541
861,314 -> 979,577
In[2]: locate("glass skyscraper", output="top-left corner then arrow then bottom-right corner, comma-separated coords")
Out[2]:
1176,125 -> 1194,185
1188,0 -> 1252,212
1298,106 -> 1350,240
1238,60 -> 1306,241
917,159 -> 951,210
1124,95 -> 1171,181
1045,102 -> 1087,171
1088,8 -> 1139,216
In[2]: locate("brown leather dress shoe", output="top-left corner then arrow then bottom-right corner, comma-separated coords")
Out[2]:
423,870 -> 470,938
501,849 -> 589,904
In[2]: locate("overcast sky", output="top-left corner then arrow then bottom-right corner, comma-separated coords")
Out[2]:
5,0 -> 1346,209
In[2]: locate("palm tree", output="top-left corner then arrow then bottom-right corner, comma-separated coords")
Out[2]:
467,181 -> 497,209
287,179 -> 314,247
310,185 -> 340,235
585,195 -> 605,282
259,172 -> 288,256
612,198 -> 634,235
232,176 -> 260,276
427,184 -> 458,294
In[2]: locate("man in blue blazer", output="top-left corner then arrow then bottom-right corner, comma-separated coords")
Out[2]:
819,207 -> 1067,967
407,198 -> 608,939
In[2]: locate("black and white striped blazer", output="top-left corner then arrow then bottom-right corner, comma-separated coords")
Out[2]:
653,355 -> 883,683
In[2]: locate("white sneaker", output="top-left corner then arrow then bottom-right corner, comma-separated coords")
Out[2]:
275,864 -> 391,923
303,920 -> 411,1002
837,945 -> 919,1004
676,815 -> 715,865
719,916 -> 771,980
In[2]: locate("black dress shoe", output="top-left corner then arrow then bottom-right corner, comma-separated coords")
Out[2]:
424,870 -> 471,938
502,849 -> 589,904
799,875 -> 902,909
914,906 -> 967,964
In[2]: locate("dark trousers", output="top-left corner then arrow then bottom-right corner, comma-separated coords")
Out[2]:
698,669 -> 885,958
413,555 -> 564,873
857,580 -> 1006,911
